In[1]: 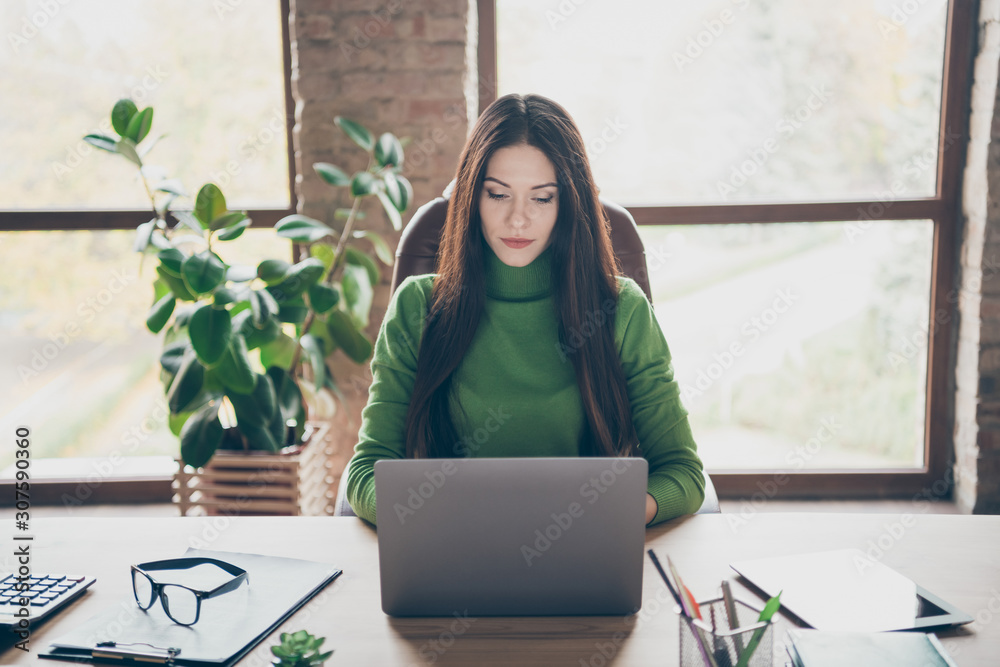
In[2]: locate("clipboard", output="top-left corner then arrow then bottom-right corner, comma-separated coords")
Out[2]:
39,549 -> 341,666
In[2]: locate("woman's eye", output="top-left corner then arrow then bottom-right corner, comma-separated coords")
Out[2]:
535,197 -> 553,205
487,192 -> 506,201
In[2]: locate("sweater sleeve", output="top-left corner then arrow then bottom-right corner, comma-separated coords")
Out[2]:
616,278 -> 705,525
345,276 -> 431,525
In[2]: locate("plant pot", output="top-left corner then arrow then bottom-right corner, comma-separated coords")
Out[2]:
172,421 -> 335,516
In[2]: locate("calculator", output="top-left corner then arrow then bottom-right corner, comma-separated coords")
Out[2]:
0,573 -> 96,626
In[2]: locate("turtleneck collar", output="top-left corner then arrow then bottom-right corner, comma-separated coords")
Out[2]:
483,239 -> 554,301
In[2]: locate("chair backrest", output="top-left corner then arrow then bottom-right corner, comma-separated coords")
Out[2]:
390,183 -> 653,302
335,187 -> 720,518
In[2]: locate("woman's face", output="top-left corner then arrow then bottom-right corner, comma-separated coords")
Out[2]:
479,143 -> 558,268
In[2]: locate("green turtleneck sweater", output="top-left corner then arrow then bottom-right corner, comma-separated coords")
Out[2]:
346,245 -> 705,526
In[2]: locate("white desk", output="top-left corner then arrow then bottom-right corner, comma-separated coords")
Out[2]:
2,513 -> 997,665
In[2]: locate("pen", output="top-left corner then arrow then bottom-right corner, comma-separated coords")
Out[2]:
646,549 -> 683,609
721,580 -> 744,656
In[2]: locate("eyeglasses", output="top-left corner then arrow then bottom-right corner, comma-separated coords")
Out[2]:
131,557 -> 248,626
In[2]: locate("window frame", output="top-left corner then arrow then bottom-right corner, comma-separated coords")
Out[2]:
481,0 -> 975,499
0,0 -> 297,505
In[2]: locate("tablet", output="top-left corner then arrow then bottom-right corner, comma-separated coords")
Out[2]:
730,548 -> 973,632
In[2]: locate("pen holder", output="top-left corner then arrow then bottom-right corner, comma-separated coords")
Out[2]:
677,598 -> 773,667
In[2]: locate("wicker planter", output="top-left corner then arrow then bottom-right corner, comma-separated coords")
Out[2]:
172,422 -> 335,516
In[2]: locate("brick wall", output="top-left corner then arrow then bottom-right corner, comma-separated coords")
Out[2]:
955,0 -> 1000,513
288,0 -> 476,486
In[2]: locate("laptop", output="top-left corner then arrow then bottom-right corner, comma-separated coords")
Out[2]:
374,457 -> 648,617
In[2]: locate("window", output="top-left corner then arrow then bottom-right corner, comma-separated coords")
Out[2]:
487,0 -> 972,496
0,0 -> 295,491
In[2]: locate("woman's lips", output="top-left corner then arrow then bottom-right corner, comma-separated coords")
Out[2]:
501,238 -> 533,249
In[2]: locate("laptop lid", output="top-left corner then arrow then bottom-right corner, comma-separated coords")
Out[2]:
375,457 -> 648,617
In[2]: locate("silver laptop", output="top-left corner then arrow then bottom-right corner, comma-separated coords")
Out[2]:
375,457 -> 648,617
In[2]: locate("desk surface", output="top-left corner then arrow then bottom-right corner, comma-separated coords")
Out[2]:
1,513 -> 997,666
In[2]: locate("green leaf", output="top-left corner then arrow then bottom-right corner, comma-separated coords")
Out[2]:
157,248 -> 186,276
353,229 -> 394,265
166,351 -> 205,414
341,263 -> 373,328
168,411 -> 193,437
209,210 -> 247,232
310,243 -> 335,272
152,278 -> 171,304
375,189 -> 402,231
308,283 -> 339,314
334,208 -> 365,221
133,218 -> 158,253
250,288 -> 279,326
146,294 -> 175,333
327,309 -> 373,364
300,333 -> 326,390
226,264 -> 257,282
111,99 -> 138,137
138,133 -> 166,159
189,304 -> 232,366
241,314 -> 282,350
277,302 -> 308,324
181,250 -> 226,294
260,333 -> 297,370
172,210 -> 204,234
180,401 -> 224,468
83,133 -> 117,153
335,116 -> 373,151
216,217 -> 251,241
269,258 -> 326,301
350,171 -> 377,197
215,336 -> 256,394
229,372 -> 276,427
155,179 -> 186,197
258,258 -> 291,285
116,138 -> 142,166
275,214 -> 334,244
268,366 -> 304,424
160,342 -> 189,376
374,132 -> 403,169
313,162 -> 351,186
735,591 -> 782,667
344,246 -> 380,286
194,183 -> 227,228
156,265 -> 197,301
125,106 -> 153,143
213,288 -> 238,305
384,171 -> 412,212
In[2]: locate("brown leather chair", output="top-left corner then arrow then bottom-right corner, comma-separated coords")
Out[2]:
390,181 -> 654,300
335,184 -> 720,516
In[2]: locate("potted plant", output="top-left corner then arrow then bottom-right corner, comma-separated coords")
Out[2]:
84,99 -> 411,513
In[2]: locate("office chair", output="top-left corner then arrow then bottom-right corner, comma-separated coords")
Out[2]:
335,183 -> 720,517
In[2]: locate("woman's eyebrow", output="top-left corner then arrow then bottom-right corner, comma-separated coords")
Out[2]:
484,176 -> 557,190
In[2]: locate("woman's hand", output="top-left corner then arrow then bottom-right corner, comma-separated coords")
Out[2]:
645,493 -> 658,525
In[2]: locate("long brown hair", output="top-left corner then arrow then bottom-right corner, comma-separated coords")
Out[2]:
404,93 -> 639,459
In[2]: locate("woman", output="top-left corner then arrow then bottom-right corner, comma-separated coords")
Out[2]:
346,93 -> 704,526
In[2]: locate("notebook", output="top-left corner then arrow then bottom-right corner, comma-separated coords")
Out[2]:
731,548 -> 973,632
39,549 -> 341,666
786,629 -> 959,667
374,457 -> 649,617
